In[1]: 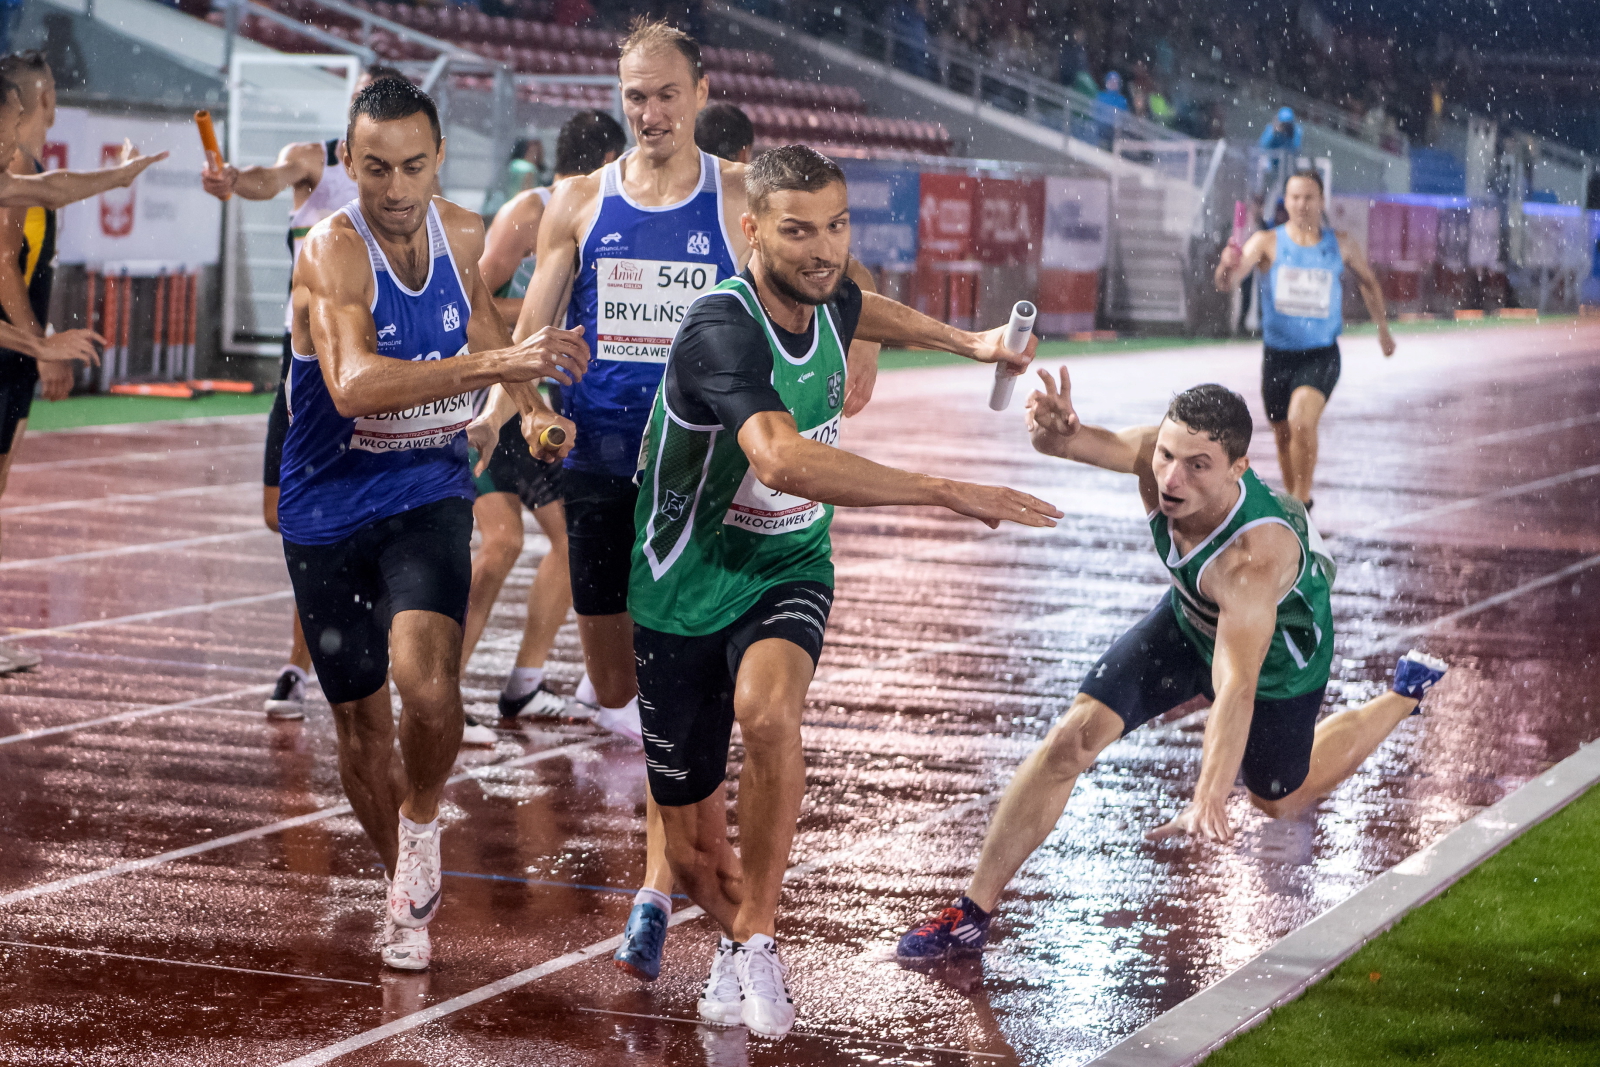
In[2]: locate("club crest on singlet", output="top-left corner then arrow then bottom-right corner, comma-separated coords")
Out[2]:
597,257 -> 720,362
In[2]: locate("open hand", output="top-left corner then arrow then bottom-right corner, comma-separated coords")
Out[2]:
115,142 -> 169,185
37,329 -> 103,366
38,360 -> 74,401
1145,796 -> 1235,844
943,481 -> 1063,529
466,416 -> 497,476
1025,366 -> 1080,453
507,324 -> 588,386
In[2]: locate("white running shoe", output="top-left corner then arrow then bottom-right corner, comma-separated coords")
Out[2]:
264,668 -> 307,720
595,697 -> 642,746
736,933 -> 795,1039
696,936 -> 743,1026
461,714 -> 497,746
572,672 -> 599,710
379,913 -> 432,971
0,642 -> 40,674
389,821 -> 443,930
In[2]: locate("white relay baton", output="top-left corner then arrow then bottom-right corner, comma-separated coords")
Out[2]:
987,300 -> 1037,411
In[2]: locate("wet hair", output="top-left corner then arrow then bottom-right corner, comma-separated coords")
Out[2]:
0,52 -> 50,110
362,64 -> 409,86
555,109 -> 626,176
348,76 -> 440,147
745,144 -> 845,215
0,76 -> 20,110
1286,168 -> 1324,197
1164,383 -> 1252,462
696,102 -> 754,162
618,16 -> 702,83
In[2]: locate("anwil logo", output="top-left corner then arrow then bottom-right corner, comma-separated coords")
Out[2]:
604,260 -> 645,284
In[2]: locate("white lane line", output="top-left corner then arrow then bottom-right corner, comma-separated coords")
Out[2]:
574,1007 -> 1009,1060
8,443 -> 260,473
39,413 -> 269,436
0,938 -> 375,987
1343,462 -> 1600,539
0,480 -> 256,516
0,529 -> 272,571
275,792 -> 994,1067
1357,552 -> 1600,656
6,590 -> 295,639
1421,410 -> 1600,454
0,683 -> 275,748
0,736 -> 608,908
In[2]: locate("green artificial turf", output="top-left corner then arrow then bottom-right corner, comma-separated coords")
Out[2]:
24,391 -> 275,432
1204,781 -> 1600,1066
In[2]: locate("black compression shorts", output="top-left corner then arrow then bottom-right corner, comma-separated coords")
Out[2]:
1079,597 -> 1326,801
471,417 -> 561,512
1262,342 -> 1340,424
636,580 -> 833,807
562,467 -> 638,617
283,496 -> 473,704
264,336 -> 291,488
0,350 -> 39,454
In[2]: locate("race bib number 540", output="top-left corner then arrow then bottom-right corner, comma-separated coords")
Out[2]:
597,258 -> 719,362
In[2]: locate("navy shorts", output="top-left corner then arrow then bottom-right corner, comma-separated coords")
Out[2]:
471,417 -> 561,512
562,467 -> 637,617
0,349 -> 39,454
636,581 -> 833,807
1262,342 -> 1340,423
1079,597 -> 1326,801
283,497 -> 473,704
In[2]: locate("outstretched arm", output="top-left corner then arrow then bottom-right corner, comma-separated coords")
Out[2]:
1340,233 -> 1396,357
738,411 -> 1061,529
855,291 -> 1037,372
1026,365 -> 1160,508
0,145 -> 169,209
300,224 -> 587,419
1214,229 -> 1272,292
1146,526 -> 1299,844
201,140 -> 322,203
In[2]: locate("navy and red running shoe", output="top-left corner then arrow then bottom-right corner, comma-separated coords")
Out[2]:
896,896 -> 991,961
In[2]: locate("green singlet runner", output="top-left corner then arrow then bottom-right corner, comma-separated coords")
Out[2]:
630,274 -> 846,636
1151,466 -> 1335,699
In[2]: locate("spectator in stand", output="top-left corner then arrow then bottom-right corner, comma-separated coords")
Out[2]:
1058,26 -> 1090,90
1093,70 -> 1128,147
1259,106 -> 1304,151
695,101 -> 753,163
888,0 -> 933,79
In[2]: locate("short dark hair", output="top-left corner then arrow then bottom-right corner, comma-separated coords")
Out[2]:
555,109 -> 626,176
1164,383 -> 1252,462
1286,168 -> 1324,196
745,144 -> 845,214
0,52 -> 50,110
619,16 -> 702,83
362,64 -> 409,86
696,102 -> 754,162
348,77 -> 441,148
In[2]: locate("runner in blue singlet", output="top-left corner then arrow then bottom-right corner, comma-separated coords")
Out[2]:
284,78 -> 587,975
466,19 -> 754,986
1214,169 -> 1395,510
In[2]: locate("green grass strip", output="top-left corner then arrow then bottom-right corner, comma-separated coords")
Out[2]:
1205,781 -> 1600,1066
25,392 -> 275,432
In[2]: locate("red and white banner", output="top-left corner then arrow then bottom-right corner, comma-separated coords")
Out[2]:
45,107 -> 221,267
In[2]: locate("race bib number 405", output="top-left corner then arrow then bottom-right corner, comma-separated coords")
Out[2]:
723,416 -> 840,535
1273,266 -> 1334,319
597,258 -> 719,362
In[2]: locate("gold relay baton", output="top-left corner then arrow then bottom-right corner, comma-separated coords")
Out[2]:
532,425 -> 567,454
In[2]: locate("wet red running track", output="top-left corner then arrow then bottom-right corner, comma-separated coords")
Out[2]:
1,322 -> 1597,1065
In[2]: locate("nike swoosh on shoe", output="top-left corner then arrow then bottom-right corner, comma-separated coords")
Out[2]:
409,890 -> 442,921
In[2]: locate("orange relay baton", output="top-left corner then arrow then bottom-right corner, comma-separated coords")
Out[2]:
194,110 -> 226,200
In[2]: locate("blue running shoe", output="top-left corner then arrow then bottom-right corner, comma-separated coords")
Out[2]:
896,896 -> 991,961
614,901 -> 668,981
1393,649 -> 1449,713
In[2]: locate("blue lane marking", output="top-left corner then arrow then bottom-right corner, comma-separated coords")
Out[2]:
442,869 -> 689,899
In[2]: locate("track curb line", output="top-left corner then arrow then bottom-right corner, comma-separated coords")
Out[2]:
1087,738 -> 1600,1066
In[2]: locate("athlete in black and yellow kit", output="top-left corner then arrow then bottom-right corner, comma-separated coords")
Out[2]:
0,52 -> 158,673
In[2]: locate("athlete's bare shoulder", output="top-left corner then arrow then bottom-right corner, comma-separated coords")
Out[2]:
1207,518 -> 1301,603
497,187 -> 548,226
297,212 -> 370,296
278,140 -> 328,186
1243,227 -> 1275,266
715,157 -> 752,263
543,170 -> 603,242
